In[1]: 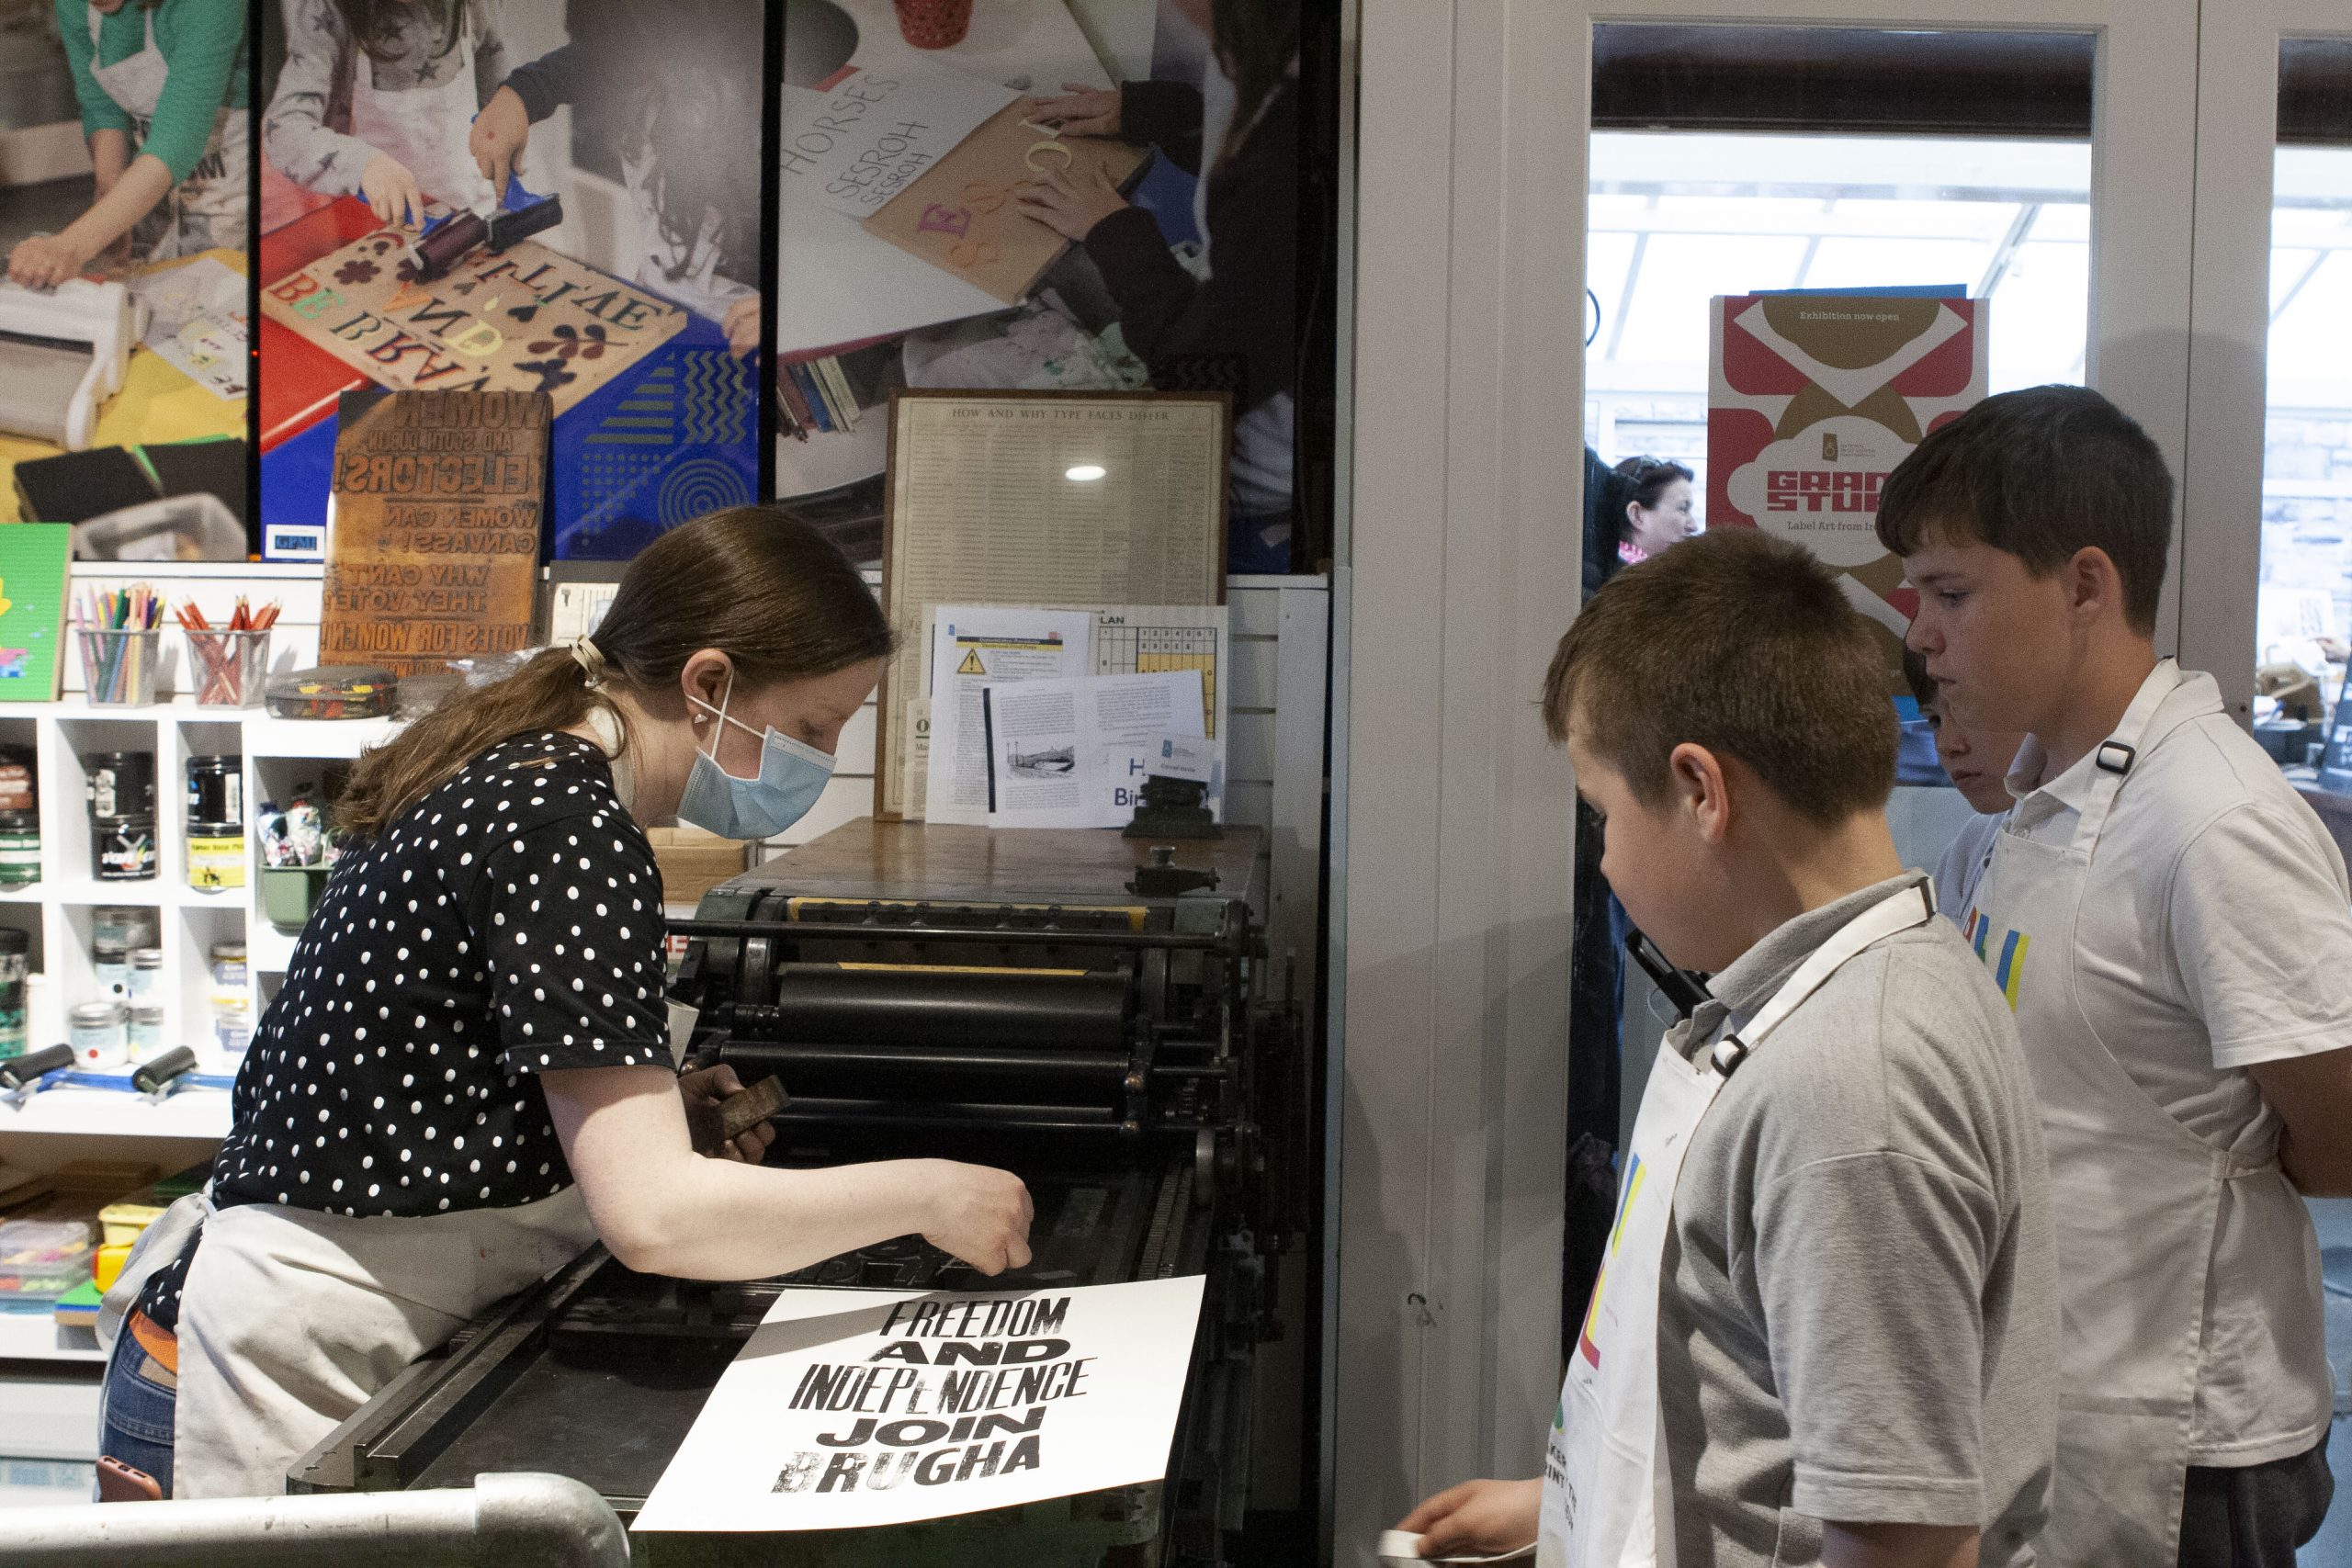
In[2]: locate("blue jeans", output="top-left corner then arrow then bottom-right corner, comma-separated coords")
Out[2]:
97,1316 -> 177,1498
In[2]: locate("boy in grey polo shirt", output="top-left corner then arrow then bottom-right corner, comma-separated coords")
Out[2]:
1399,529 -> 2058,1568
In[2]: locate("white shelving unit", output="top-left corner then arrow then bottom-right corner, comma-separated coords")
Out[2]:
0,1311 -> 101,1366
0,699 -> 391,1077
3,563 -> 339,1396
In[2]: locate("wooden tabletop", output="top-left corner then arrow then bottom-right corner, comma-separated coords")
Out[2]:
745,819 -> 1263,908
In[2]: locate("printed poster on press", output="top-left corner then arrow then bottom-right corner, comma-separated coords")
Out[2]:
630,1277 -> 1205,1532
1707,293 -> 1987,680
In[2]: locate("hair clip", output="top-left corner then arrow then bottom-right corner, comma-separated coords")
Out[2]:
569,636 -> 607,689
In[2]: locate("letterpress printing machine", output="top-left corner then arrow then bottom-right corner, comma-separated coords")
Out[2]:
290,822 -> 1309,1567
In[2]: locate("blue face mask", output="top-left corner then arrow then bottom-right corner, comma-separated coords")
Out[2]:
674,676 -> 835,840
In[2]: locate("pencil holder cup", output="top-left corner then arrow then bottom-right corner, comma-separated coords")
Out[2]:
78,628 -> 160,707
185,629 -> 271,708
894,0 -> 972,48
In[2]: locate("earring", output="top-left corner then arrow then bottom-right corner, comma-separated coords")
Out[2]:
693,715 -> 707,726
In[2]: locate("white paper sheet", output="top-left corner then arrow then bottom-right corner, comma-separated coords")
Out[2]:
983,670 -> 1207,829
629,1277 -> 1207,1533
923,604 -> 1093,826
780,65 -> 1020,223
130,255 -> 248,400
1076,604 -> 1228,740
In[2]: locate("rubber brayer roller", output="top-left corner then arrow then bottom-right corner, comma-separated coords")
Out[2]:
408,194 -> 566,283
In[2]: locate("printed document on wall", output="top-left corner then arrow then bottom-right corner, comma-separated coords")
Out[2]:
923,604 -> 1092,826
983,670 -> 1209,829
630,1277 -> 1206,1532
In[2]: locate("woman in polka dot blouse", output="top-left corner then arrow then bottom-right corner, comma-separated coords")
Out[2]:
96,509 -> 1035,1500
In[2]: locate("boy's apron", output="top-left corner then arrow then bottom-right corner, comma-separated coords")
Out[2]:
1538,882 -> 1937,1565
1970,666 -> 2254,1563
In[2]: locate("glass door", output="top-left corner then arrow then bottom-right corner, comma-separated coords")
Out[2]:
1336,0 -> 2211,1548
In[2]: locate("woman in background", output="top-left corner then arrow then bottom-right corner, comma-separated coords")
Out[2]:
8,0 -> 246,287
1613,455 -> 1699,563
265,0 -> 509,230
1019,0 -> 1301,573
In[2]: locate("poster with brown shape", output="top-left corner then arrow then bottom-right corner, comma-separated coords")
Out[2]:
1709,292 -> 1988,683
320,390 -> 549,678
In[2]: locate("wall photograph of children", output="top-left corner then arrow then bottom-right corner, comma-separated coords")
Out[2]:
773,0 -> 1305,574
255,0 -> 767,558
0,0 -> 251,534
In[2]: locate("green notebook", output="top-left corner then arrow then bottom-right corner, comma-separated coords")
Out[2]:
52,1278 -> 101,1329
0,525 -> 73,702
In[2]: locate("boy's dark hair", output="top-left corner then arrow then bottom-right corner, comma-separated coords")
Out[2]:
1542,529 -> 1896,827
1901,647 -> 1937,710
1874,385 -> 2172,633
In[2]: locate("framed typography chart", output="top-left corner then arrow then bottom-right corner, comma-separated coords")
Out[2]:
876,389 -> 1230,819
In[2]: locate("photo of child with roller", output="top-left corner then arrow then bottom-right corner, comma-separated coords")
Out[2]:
771,0 -> 1337,576
0,0 -> 252,531
256,0 -> 766,559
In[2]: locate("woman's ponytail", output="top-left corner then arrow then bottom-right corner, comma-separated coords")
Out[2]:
334,506 -> 890,840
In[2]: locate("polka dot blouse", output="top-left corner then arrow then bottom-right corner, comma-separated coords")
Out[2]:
135,733 -> 671,1331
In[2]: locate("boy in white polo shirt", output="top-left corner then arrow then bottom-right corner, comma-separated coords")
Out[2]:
1903,648 -> 2027,920
1883,384 -> 2352,1568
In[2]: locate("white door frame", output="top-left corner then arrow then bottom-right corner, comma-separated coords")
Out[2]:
1333,2 -> 2212,1560
2177,0 -> 2352,716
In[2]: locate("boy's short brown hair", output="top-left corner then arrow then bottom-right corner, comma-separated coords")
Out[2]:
1874,384 -> 2172,633
1542,528 -> 1896,827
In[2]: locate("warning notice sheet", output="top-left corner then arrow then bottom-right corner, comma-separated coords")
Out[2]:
629,1277 -> 1206,1533
922,605 -> 1092,826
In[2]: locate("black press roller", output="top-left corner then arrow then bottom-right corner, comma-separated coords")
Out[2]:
0,1043 -> 73,1102
132,1046 -> 199,1102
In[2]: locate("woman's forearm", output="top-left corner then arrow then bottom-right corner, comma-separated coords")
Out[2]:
62,153 -> 175,263
547,1064 -> 983,1280
607,1155 -> 947,1280
90,128 -> 130,195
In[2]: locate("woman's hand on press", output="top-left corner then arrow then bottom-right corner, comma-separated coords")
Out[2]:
359,153 -> 426,228
919,1162 -> 1035,1276
470,85 -> 532,193
1396,1478 -> 1543,1560
678,1062 -> 777,1164
6,234 -> 85,289
1029,83 -> 1121,138
1012,161 -> 1129,243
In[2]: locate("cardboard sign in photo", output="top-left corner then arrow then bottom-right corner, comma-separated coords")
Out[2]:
864,101 -> 1147,306
261,231 -> 688,417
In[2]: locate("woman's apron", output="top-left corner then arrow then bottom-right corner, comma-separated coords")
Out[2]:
1538,883 -> 1938,1565
86,6 -> 247,261
346,18 -> 498,215
99,1185 -> 596,1498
